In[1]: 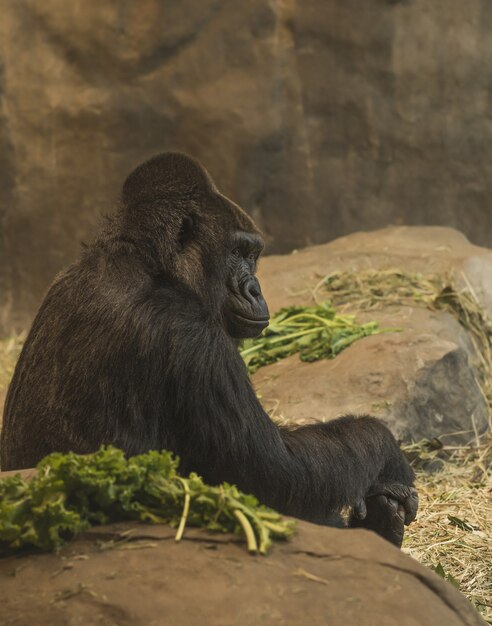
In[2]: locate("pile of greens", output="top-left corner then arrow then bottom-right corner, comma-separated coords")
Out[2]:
0,447 -> 295,557
241,301 -> 388,374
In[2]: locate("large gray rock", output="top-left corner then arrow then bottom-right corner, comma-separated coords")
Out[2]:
254,226 -> 492,444
0,520 -> 485,626
2,1 -> 492,333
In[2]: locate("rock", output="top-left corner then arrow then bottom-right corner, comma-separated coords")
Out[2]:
0,520 -> 485,626
258,226 -> 492,317
254,226 -> 492,444
254,321 -> 489,445
2,3 -> 492,333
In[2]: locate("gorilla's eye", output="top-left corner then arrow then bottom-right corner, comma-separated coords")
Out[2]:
178,214 -> 197,249
231,248 -> 241,259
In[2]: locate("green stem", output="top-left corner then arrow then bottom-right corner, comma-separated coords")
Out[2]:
277,313 -> 334,326
240,344 -> 263,358
233,510 -> 258,554
175,478 -> 191,542
266,327 -> 322,345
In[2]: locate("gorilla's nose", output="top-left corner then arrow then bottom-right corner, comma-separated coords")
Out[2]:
242,277 -> 269,320
245,277 -> 261,299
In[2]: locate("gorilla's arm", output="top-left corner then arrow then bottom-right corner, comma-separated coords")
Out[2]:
150,287 -> 416,527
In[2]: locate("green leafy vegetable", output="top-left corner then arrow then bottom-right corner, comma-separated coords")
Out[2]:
0,447 -> 296,557
447,515 -> 478,532
431,562 -> 460,589
241,301 -> 391,374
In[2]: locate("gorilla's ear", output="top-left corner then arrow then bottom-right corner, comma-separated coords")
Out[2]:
178,213 -> 197,249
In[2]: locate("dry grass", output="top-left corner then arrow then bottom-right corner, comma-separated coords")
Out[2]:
0,333 -> 24,422
0,333 -> 24,387
321,269 -> 492,623
403,440 -> 492,623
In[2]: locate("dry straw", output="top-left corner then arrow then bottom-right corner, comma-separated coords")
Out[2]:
0,333 -> 24,395
322,270 -> 492,623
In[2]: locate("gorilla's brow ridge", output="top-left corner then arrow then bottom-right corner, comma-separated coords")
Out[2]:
231,231 -> 264,255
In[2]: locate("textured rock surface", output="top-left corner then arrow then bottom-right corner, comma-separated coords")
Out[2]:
258,226 -> 492,317
253,226 -> 492,444
2,1 -> 492,332
0,520 -> 485,626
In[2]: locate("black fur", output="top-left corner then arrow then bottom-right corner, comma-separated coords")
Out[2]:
0,153 -> 417,544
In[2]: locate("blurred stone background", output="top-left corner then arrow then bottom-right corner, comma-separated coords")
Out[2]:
1,0 -> 492,333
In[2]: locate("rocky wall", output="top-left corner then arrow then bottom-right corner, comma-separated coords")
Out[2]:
1,0 -> 492,332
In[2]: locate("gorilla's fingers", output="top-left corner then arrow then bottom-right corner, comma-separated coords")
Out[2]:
353,499 -> 367,520
349,495 -> 405,547
387,497 -> 398,511
404,489 -> 419,525
388,497 -> 405,522
368,482 -> 418,526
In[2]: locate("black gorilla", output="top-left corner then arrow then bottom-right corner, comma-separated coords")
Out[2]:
0,153 -> 417,545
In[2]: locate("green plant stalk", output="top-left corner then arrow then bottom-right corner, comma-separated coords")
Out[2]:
233,509 -> 258,554
241,301 -> 390,375
175,477 -> 191,542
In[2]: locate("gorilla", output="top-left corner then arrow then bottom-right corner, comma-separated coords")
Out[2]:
0,153 -> 417,546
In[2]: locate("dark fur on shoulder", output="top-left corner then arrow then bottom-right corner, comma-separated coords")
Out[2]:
0,152 -> 417,545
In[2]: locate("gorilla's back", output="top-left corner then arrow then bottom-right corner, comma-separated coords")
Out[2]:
0,244 -> 163,470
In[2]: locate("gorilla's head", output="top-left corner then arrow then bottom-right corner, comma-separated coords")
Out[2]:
120,152 -> 269,339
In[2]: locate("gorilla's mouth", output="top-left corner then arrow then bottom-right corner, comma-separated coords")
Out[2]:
225,286 -> 270,338
231,311 -> 270,327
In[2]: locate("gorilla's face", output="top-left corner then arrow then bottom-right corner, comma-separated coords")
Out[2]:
224,231 -> 270,339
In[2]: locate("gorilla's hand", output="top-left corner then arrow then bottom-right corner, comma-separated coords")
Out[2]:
368,481 -> 418,525
350,482 -> 418,547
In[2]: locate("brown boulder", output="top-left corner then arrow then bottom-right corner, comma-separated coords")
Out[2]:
258,226 -> 492,316
0,521 -> 485,626
254,226 -> 492,443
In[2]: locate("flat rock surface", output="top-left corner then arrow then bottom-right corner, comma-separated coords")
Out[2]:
254,226 -> 492,443
0,521 -> 485,626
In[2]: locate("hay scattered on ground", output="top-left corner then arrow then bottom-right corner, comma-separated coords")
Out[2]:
403,440 -> 492,623
0,334 -> 23,386
0,334 -> 24,416
320,269 -> 492,623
